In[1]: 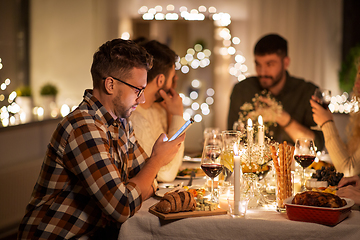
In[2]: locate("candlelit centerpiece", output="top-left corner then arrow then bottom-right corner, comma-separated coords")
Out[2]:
242,116 -> 279,208
241,116 -> 276,178
233,90 -> 283,138
221,115 -> 279,209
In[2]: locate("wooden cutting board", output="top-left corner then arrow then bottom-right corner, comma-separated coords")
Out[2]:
149,204 -> 227,220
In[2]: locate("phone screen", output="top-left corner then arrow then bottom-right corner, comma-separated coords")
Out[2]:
169,118 -> 194,141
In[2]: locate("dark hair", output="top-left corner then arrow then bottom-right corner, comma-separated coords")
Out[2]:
134,38 -> 177,83
254,34 -> 288,57
90,38 -> 153,89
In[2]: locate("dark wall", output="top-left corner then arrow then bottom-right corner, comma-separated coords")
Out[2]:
342,0 -> 360,61
0,0 -> 29,92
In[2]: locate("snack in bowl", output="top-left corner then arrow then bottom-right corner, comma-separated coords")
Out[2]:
311,165 -> 344,187
292,191 -> 346,208
154,189 -> 196,213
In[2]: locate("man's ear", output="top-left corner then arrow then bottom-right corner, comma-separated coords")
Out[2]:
283,56 -> 290,70
156,74 -> 166,88
104,77 -> 115,95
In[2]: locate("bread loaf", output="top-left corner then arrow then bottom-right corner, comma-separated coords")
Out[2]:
155,190 -> 196,213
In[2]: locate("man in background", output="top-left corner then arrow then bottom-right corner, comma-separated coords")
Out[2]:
228,34 -> 324,149
130,39 -> 185,182
18,39 -> 185,239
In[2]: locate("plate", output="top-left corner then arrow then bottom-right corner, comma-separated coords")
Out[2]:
284,196 -> 354,226
183,156 -> 202,163
149,204 -> 227,220
176,168 -> 206,179
155,188 -> 171,198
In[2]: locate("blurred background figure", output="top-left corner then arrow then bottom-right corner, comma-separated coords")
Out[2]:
228,34 -> 324,150
130,39 -> 185,182
311,58 -> 360,177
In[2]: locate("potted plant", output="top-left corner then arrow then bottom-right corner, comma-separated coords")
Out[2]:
40,83 -> 58,96
15,85 -> 33,123
40,83 -> 59,118
339,44 -> 360,93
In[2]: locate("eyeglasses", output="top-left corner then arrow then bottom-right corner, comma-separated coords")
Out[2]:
103,76 -> 145,98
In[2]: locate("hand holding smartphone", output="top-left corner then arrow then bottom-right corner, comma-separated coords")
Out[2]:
168,118 -> 194,141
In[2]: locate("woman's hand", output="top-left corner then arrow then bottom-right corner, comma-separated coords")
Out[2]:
310,96 -> 333,126
337,185 -> 360,205
338,175 -> 360,189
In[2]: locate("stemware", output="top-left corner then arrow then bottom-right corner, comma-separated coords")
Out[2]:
203,128 -> 222,149
294,138 -> 316,192
313,88 -> 332,109
221,130 -> 242,173
201,145 -> 224,203
311,89 -> 332,130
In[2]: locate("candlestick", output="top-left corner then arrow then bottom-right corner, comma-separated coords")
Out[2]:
233,144 -> 241,215
258,115 -> 264,146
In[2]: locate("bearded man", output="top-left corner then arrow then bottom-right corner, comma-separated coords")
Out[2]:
228,34 -> 324,149
130,39 -> 185,183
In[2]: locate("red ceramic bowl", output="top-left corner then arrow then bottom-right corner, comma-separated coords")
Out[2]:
284,196 -> 354,226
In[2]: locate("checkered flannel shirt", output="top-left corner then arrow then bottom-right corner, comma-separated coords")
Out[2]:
18,90 -> 157,239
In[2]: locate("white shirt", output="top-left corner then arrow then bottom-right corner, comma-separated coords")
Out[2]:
130,103 -> 185,182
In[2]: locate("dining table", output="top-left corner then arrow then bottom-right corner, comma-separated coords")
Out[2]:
118,160 -> 360,240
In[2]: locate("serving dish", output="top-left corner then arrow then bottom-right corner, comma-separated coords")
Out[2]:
284,196 -> 354,226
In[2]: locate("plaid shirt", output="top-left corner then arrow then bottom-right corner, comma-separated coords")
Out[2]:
18,90 -> 156,239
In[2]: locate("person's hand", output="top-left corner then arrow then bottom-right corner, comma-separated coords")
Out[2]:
159,89 -> 183,116
150,133 -> 185,168
337,175 -> 360,189
310,97 -> 333,126
337,185 -> 360,205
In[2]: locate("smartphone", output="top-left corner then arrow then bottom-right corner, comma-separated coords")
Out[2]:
168,118 -> 194,141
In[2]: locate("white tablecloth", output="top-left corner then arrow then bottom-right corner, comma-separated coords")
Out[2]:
119,176 -> 360,240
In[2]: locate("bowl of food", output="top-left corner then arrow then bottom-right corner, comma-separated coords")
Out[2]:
284,191 -> 354,226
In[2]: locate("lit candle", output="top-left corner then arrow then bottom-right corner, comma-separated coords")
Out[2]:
247,118 -> 253,146
233,144 -> 241,215
258,115 -> 264,146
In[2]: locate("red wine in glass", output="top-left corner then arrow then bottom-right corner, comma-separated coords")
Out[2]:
201,163 -> 224,179
313,89 -> 331,109
294,155 -> 315,168
321,100 -> 330,109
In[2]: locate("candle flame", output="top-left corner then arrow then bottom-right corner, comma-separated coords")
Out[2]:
247,118 -> 252,127
258,115 -> 263,125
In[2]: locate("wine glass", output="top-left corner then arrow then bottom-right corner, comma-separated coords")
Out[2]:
203,129 -> 222,149
201,145 -> 224,203
313,88 -> 332,109
311,88 -> 332,130
294,138 -> 316,192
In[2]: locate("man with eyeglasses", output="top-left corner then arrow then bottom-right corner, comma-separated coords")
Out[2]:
18,39 -> 185,240
130,39 -> 185,183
